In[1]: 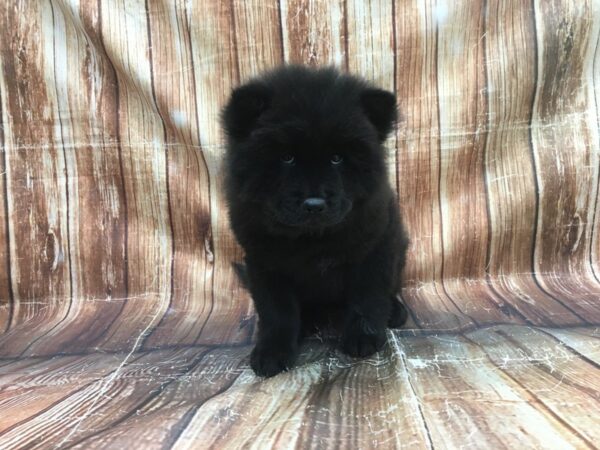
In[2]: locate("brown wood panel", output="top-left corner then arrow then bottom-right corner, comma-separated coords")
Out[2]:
483,0 -> 584,326
395,0 -> 475,331
137,0 -> 214,349
89,0 -> 173,352
436,0 -> 522,326
233,0 -> 284,79
15,0 -> 129,356
347,0 -> 398,192
0,0 -> 73,355
0,79 -> 10,333
530,0 -> 600,320
592,6 -> 600,281
186,0 -> 250,346
192,0 -> 284,346
280,0 -> 346,67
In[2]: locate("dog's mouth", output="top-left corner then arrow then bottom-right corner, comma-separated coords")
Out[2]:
268,198 -> 353,232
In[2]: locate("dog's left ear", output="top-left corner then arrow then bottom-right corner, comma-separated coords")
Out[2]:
223,82 -> 271,140
360,88 -> 397,140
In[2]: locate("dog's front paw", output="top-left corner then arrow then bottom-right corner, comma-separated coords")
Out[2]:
341,327 -> 386,358
250,343 -> 297,377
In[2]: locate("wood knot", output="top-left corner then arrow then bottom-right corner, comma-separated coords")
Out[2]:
44,229 -> 63,271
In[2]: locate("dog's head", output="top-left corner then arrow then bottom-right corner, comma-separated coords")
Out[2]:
223,66 -> 397,235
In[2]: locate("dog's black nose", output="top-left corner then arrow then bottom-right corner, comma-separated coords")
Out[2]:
302,197 -> 326,213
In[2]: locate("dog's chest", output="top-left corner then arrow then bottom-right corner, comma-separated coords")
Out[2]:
303,256 -> 345,288
315,256 -> 336,274
287,253 -> 340,278
275,240 -> 351,296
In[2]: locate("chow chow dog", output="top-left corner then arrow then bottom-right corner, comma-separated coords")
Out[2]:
222,66 -> 409,377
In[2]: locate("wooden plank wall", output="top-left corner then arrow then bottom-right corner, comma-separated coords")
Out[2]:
0,0 -> 599,357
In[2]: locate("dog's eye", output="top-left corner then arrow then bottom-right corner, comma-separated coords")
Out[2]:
330,154 -> 343,165
281,154 -> 295,164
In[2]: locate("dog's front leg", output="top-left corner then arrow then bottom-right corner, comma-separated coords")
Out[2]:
247,267 -> 300,377
341,252 -> 393,358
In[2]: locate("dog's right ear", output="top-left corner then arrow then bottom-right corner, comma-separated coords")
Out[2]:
223,82 -> 271,140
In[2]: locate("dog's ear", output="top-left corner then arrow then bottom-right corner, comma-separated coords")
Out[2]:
360,88 -> 397,140
223,82 -> 271,139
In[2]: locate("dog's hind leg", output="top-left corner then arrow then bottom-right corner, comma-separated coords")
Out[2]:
388,296 -> 408,328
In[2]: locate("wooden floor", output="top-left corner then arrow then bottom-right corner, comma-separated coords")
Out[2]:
0,325 -> 598,449
1,0 -> 600,448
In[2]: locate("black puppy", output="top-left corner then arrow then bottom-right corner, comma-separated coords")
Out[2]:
222,66 -> 409,377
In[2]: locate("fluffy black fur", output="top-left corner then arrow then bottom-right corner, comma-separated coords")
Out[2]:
222,66 -> 409,377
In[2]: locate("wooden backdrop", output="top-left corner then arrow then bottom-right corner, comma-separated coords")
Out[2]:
0,0 -> 599,358
1,2 -> 600,448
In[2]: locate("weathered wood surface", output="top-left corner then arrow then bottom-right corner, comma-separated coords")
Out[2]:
0,0 -> 600,448
0,325 -> 598,449
0,0 -> 599,356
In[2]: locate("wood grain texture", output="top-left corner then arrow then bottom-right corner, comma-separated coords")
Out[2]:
530,0 -> 600,321
0,0 -> 74,355
395,0 -> 469,332
280,0 -> 346,67
436,0 -> 522,326
0,0 -> 597,356
483,0 -> 583,327
0,0 -> 600,446
347,0 -> 398,197
0,325 -> 598,449
185,0 -> 254,346
140,0 -> 213,349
